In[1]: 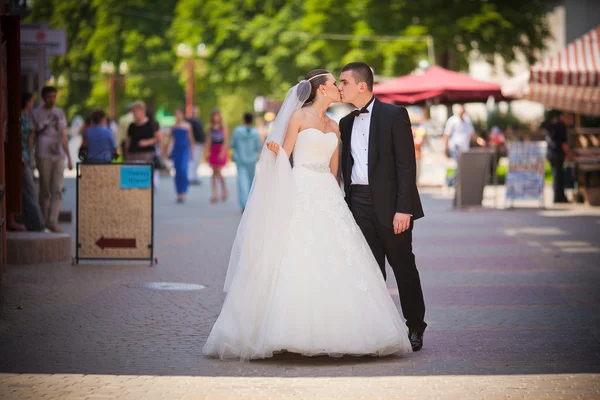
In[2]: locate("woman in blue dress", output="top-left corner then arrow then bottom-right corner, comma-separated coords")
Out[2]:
166,108 -> 195,203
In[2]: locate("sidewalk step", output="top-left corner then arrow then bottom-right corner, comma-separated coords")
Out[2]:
7,231 -> 71,265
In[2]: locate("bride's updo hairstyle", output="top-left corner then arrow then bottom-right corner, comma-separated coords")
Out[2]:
301,69 -> 331,106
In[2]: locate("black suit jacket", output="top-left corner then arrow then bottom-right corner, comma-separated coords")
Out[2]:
340,98 -> 424,228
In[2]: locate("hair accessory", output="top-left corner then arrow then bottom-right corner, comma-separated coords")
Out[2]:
307,73 -> 330,82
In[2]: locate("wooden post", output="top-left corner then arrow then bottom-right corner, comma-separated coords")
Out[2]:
0,16 -> 6,275
4,16 -> 22,216
109,73 -> 117,120
185,59 -> 194,118
2,16 -> 23,274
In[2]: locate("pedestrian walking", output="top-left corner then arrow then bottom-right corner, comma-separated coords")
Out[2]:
83,109 -> 116,162
166,108 -> 195,203
230,112 -> 261,212
30,86 -> 73,233
20,92 -> 45,232
412,122 -> 428,183
125,101 -> 162,190
125,101 -> 162,163
205,108 -> 229,203
186,106 -> 205,185
543,110 -> 576,203
443,105 -> 485,187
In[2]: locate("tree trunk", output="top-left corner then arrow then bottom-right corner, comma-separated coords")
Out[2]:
437,46 -> 457,71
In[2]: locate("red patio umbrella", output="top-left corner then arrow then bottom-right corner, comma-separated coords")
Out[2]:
373,66 -> 506,105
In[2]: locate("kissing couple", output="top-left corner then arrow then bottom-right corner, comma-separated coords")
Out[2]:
203,62 -> 426,361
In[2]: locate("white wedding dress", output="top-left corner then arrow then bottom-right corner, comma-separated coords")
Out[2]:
203,128 -> 412,360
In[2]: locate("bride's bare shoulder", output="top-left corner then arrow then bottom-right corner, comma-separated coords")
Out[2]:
291,108 -> 308,118
290,108 -> 310,129
285,109 -> 306,135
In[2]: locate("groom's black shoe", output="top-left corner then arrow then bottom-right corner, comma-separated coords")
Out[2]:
409,332 -> 424,351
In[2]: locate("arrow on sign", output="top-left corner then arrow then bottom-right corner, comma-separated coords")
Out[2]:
95,236 -> 137,250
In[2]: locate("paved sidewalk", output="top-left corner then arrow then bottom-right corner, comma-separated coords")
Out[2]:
1,173 -> 599,399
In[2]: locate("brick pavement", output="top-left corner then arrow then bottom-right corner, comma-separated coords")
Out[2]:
1,176 -> 599,399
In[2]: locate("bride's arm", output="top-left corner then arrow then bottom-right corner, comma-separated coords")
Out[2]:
329,122 -> 341,186
266,110 -> 303,157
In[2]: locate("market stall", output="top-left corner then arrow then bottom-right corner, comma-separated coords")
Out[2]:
502,26 -> 600,205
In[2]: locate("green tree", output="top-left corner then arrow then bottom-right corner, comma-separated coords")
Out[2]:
31,0 -> 551,121
171,0 -> 550,102
29,0 -> 97,119
170,0 -> 294,123
405,0 -> 551,71
87,0 -> 183,114
170,0 -> 427,99
29,0 -> 184,120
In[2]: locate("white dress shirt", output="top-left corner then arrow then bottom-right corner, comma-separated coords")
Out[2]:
350,99 -> 375,185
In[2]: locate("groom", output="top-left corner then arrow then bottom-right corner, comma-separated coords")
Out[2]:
338,62 -> 427,351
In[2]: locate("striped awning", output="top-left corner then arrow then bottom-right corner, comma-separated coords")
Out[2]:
530,26 -> 600,87
502,26 -> 600,116
526,82 -> 600,116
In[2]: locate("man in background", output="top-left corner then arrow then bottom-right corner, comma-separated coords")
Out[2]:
21,92 -> 45,232
187,106 -> 205,185
443,105 -> 485,187
30,86 -> 73,233
543,110 -> 576,203
230,112 -> 261,212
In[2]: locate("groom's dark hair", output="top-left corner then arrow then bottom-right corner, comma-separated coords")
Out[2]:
341,62 -> 374,92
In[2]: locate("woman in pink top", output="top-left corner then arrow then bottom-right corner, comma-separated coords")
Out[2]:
205,109 -> 229,203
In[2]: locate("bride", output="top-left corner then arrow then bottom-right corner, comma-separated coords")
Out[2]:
202,69 -> 412,360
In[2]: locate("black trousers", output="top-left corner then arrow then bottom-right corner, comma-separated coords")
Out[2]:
350,185 -> 427,334
550,156 -> 568,203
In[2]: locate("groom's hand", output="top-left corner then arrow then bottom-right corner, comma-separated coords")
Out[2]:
393,213 -> 411,234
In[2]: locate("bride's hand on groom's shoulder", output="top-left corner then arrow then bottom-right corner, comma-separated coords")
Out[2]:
266,141 -> 280,155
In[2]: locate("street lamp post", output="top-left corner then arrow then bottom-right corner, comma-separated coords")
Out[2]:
177,43 -> 208,118
100,61 -> 116,119
101,61 -> 129,120
185,59 -> 194,118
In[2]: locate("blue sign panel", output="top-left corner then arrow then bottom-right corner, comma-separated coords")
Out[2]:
120,165 -> 152,189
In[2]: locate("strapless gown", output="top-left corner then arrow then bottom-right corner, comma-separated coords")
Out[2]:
202,128 -> 412,360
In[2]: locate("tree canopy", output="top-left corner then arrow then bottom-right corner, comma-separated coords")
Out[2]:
30,0 -> 551,122
30,0 -> 182,119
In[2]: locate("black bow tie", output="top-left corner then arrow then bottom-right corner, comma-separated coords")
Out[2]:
350,96 -> 375,117
350,108 -> 369,117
